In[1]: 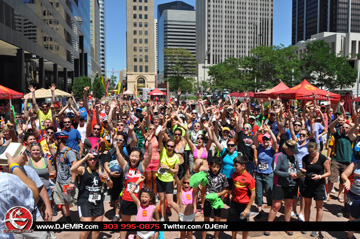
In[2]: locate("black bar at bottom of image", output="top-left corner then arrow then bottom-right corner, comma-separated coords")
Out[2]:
32,222 -> 360,232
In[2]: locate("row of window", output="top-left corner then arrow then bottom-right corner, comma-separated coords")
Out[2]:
133,14 -> 148,19
134,47 -> 148,52
133,6 -> 148,11
133,22 -> 148,27
134,65 -> 149,73
133,0 -> 148,2
133,30 -> 148,36
133,38 -> 149,44
134,55 -> 149,63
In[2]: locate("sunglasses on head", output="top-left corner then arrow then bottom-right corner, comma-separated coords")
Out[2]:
31,142 -> 40,146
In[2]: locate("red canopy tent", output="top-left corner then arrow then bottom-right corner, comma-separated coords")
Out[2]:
229,92 -> 254,97
272,79 -> 341,101
0,85 -> 23,100
148,88 -> 166,96
254,82 -> 289,98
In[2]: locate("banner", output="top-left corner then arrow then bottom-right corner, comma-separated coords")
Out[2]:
117,79 -> 122,95
101,76 -> 105,88
105,80 -> 110,97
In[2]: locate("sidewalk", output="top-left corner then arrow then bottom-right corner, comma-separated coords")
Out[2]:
52,184 -> 359,239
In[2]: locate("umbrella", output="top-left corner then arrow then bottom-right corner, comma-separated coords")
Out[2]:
229,92 -> 254,97
148,88 -> 166,96
0,85 -> 23,100
23,88 -> 71,99
254,82 -> 289,98
272,79 -> 341,101
123,90 -> 133,95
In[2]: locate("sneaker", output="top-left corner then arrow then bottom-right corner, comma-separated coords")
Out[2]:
48,231 -> 56,239
286,231 -> 293,236
264,231 -> 271,236
337,208 -> 345,217
298,213 -> 305,222
291,211 -> 297,218
301,231 -> 307,234
160,217 -> 165,222
254,211 -> 263,220
112,215 -> 120,222
310,231 -> 319,237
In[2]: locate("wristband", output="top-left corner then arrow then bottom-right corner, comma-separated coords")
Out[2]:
9,163 -> 20,173
106,177 -> 110,181
70,181 -> 76,184
319,175 -> 322,179
10,165 -> 20,174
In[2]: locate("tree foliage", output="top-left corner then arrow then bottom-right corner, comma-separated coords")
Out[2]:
164,48 -> 197,92
72,76 -> 91,99
92,76 -> 105,99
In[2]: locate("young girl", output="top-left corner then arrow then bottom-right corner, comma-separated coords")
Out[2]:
179,175 -> 196,239
129,176 -> 159,239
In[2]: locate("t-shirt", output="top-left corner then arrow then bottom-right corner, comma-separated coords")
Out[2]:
64,128 -> 81,152
205,171 -> 229,194
220,148 -> 239,178
78,106 -> 88,120
232,170 -> 255,204
156,148 -> 180,182
306,121 -> 324,144
56,147 -> 76,184
36,109 -> 52,130
256,144 -> 275,174
302,154 -> 327,187
333,130 -> 352,163
255,114 -> 265,127
237,131 -> 254,161
77,168 -> 103,205
77,123 -> 87,143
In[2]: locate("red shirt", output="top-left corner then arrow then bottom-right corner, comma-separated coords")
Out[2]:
232,170 -> 255,204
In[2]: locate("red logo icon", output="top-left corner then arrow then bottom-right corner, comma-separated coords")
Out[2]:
3,206 -> 33,233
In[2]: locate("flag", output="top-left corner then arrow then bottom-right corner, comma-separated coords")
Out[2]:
105,80 -> 110,97
101,76 -> 105,88
117,79 -> 122,94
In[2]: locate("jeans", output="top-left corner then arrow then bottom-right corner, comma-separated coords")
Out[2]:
255,172 -> 273,207
246,161 -> 255,176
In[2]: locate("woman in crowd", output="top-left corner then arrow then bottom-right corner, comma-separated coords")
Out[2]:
71,153 -> 113,239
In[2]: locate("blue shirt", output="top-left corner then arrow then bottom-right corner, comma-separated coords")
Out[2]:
296,141 -> 308,169
306,121 -> 324,144
256,144 -> 275,174
64,128 -> 81,152
78,106 -> 87,120
220,148 -> 238,178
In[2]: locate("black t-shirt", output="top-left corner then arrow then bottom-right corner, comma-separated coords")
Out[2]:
302,153 -> 327,187
237,131 -> 254,161
78,168 -> 103,205
278,133 -> 289,152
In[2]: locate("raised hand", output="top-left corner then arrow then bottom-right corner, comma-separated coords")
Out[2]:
129,120 -> 135,130
84,86 -> 90,92
110,99 -> 117,109
24,94 -> 30,100
49,83 -> 56,92
177,88 -> 181,96
28,85 -> 36,93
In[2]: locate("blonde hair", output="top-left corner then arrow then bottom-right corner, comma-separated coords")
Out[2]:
181,174 -> 192,185
282,139 -> 297,150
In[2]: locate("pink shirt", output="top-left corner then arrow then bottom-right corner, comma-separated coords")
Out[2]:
145,137 -> 160,160
182,188 -> 194,205
136,204 -> 155,222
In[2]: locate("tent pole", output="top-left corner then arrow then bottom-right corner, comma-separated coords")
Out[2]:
9,99 -> 12,106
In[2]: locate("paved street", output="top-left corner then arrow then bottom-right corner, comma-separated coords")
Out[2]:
52,182 -> 359,239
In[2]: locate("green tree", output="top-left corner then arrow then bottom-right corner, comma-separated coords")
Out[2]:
92,76 -> 105,99
301,40 -> 357,89
164,48 -> 197,92
72,76 -> 91,99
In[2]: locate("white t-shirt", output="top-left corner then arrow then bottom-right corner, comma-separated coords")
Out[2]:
77,123 -> 87,143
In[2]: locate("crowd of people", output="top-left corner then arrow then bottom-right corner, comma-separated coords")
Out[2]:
0,84 -> 359,239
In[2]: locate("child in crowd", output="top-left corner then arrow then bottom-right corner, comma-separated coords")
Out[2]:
203,157 -> 229,239
227,156 -> 256,239
129,176 -> 159,239
178,174 -> 196,239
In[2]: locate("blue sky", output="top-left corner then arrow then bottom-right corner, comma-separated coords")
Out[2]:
105,0 -> 292,75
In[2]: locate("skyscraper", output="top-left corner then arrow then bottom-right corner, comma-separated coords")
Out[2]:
99,0 -> 106,77
157,1 -> 196,84
292,0 -> 360,45
90,0 -> 101,78
126,0 -> 156,93
196,0 -> 273,85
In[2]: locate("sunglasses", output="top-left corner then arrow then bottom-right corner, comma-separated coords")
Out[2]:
227,144 -> 236,147
183,182 -> 190,185
117,124 -> 125,127
197,137 -> 204,140
270,114 -> 275,116
149,128 -> 156,130
31,142 -> 40,146
341,126 -> 350,129
262,138 -> 270,141
167,145 -> 175,148
174,133 -> 181,136
89,158 -> 97,161
294,124 -> 302,127
116,139 -> 124,142
64,121 -> 71,124
194,125 -> 200,128
47,131 -> 54,135
299,133 -> 307,137
243,127 -> 250,130
93,128 -> 101,131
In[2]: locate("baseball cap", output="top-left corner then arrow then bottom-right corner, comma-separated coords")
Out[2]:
79,116 -> 85,121
262,133 -> 271,139
249,115 -> 256,120
222,127 -> 230,132
250,103 -> 256,107
102,115 -> 108,122
136,107 -> 142,112
191,110 -> 197,114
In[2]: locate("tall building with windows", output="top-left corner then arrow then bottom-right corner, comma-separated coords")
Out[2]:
126,0 -> 155,93
196,0 -> 273,86
90,0 -> 101,78
292,0 -> 360,45
99,0 -> 106,77
0,0 -> 91,93
157,1 -> 196,84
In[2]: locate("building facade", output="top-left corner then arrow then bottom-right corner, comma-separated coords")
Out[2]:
99,0 -> 106,77
196,0 -> 273,87
90,0 -> 101,78
292,0 -> 360,45
157,1 -> 196,84
126,0 -> 155,94
0,0 -> 91,93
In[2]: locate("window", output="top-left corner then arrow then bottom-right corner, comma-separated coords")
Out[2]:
134,47 -> 137,52
145,66 -> 148,72
133,14 -> 136,19
133,0 -> 136,2
139,39 -> 143,44
139,22 -> 142,27
139,55 -> 143,62
134,65 -> 137,72
145,14 -> 148,19
133,30 -> 137,35
145,22 -> 148,27
133,22 -> 137,27
134,55 -> 137,62
145,55 -> 148,62
139,14 -> 142,19
134,39 -> 137,43
144,39 -> 148,44
145,47 -> 148,52
145,6 -> 148,11
145,31 -> 148,35
139,47 -> 143,52
133,6 -> 136,10
139,65 -> 143,72
139,6 -> 142,11
139,30 -> 142,35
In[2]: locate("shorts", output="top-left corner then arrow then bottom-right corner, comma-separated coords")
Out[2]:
179,212 -> 195,222
177,163 -> 185,180
145,159 -> 159,172
329,160 -> 350,183
13,215 -> 48,239
110,177 -> 123,201
347,191 -> 360,219
47,187 -> 53,201
53,181 -> 77,206
120,200 -> 138,216
156,177 -> 174,194
137,231 -> 155,239
204,199 -> 222,218
301,184 -> 327,201
78,203 -> 104,218
272,185 -> 298,200
227,201 -> 248,222
184,150 -> 190,166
